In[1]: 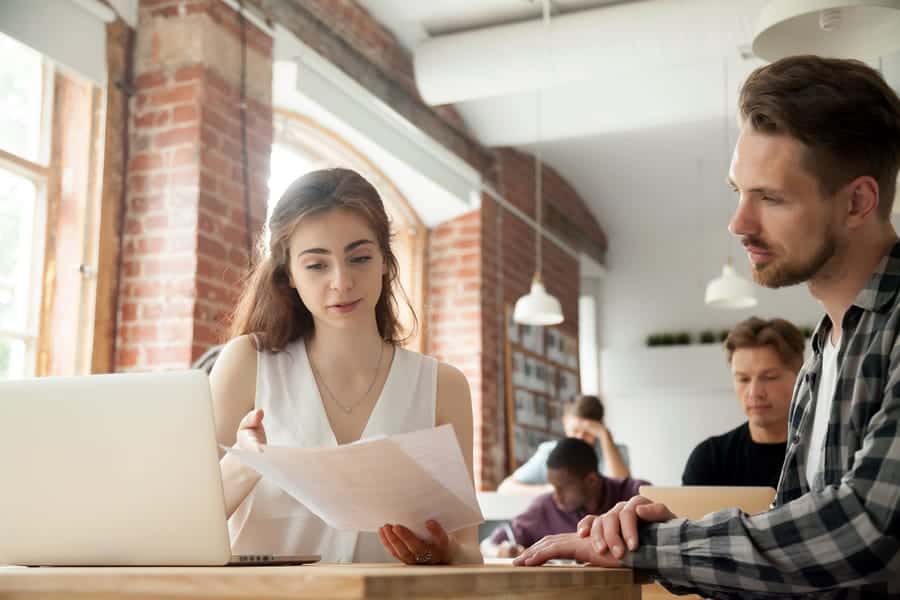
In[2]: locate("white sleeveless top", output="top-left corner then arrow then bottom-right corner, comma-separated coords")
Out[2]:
228,338 -> 438,563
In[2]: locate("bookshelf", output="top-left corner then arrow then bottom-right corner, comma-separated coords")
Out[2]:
504,305 -> 580,473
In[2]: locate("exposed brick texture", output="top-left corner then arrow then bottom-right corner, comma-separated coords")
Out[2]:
116,0 -> 272,370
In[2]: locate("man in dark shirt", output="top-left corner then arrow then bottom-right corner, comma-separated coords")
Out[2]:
681,317 -> 804,488
481,438 -> 648,558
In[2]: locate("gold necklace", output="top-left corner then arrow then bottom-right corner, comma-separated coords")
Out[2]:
309,342 -> 386,414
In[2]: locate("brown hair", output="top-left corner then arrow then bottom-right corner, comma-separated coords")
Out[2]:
725,317 -> 805,372
739,55 -> 900,218
228,168 -> 415,352
563,394 -> 605,423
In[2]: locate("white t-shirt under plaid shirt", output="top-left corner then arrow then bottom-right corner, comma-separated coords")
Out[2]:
805,335 -> 839,488
624,242 -> 900,599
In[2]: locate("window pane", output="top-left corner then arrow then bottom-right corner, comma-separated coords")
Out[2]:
0,32 -> 44,162
0,335 -> 26,380
268,143 -> 313,219
0,167 -> 38,331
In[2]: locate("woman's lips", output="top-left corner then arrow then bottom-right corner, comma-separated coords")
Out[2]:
329,299 -> 362,313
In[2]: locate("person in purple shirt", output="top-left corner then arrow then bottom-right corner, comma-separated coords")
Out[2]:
481,437 -> 649,558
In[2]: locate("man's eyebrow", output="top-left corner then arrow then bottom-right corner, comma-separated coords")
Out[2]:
727,177 -> 784,196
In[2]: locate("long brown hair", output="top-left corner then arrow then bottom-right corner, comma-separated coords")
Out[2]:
228,168 -> 415,352
739,56 -> 900,218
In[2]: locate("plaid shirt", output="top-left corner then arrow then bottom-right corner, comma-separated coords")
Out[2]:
625,242 -> 900,598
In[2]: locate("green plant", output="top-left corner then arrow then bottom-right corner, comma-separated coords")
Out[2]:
699,330 -> 717,344
719,329 -> 730,343
674,332 -> 691,345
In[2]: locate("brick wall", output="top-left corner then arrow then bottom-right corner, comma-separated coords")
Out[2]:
428,150 -> 585,489
116,0 -> 272,370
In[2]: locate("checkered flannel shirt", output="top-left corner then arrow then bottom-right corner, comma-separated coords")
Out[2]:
625,242 -> 900,598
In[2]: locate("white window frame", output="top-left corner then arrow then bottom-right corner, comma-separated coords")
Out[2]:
0,57 -> 53,378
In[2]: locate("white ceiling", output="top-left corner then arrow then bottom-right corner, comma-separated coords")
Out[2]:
354,0 -> 900,237
354,0 -> 771,217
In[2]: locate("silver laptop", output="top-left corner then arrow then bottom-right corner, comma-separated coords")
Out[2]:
0,370 -> 319,567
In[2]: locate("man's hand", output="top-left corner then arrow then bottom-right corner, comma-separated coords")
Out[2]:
512,532 -> 621,567
577,496 -> 676,558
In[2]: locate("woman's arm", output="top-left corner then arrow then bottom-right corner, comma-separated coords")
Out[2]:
434,362 -> 483,564
591,421 -> 630,478
209,335 -> 261,518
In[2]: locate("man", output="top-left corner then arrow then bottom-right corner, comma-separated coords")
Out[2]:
682,317 -> 804,488
498,394 -> 630,495
514,56 -> 900,598
482,438 -> 647,558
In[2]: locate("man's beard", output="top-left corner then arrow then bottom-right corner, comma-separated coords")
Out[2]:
748,234 -> 838,288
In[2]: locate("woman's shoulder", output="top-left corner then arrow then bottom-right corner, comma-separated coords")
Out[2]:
219,334 -> 259,361
210,335 -> 258,380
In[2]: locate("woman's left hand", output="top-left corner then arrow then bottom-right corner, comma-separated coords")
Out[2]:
378,520 -> 454,565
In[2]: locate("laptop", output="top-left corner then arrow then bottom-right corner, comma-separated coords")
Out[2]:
0,370 -> 319,567
638,485 -> 776,520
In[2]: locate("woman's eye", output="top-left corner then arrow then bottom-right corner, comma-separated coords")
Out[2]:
351,255 -> 372,264
305,263 -> 325,271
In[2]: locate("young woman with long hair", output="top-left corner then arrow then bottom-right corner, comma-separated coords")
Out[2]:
211,168 -> 480,565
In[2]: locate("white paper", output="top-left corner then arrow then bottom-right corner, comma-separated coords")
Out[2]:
224,425 -> 484,539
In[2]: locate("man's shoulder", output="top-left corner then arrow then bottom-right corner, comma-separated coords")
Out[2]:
605,476 -> 651,501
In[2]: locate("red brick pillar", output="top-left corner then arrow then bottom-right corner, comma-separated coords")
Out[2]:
427,210 -> 487,484
117,0 -> 273,371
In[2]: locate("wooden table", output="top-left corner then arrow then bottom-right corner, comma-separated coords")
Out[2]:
0,563 -> 640,600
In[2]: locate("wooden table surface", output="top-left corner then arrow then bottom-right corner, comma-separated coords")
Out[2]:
0,563 -> 641,600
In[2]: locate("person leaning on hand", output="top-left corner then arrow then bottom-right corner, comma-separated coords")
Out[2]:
515,56 -> 900,598
498,394 -> 630,495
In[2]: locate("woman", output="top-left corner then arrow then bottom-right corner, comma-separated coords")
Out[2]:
211,168 -> 480,565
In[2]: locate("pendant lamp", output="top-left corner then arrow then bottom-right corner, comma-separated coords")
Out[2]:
513,0 -> 564,327
705,59 -> 758,309
752,0 -> 900,62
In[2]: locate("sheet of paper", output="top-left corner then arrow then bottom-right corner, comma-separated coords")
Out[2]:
225,425 -> 484,539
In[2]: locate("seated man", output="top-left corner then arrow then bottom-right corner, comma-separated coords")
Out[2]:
482,438 -> 648,558
682,316 -> 804,487
498,394 -> 630,495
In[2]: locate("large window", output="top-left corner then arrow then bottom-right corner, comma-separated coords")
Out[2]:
0,33 -> 50,380
0,30 -> 104,380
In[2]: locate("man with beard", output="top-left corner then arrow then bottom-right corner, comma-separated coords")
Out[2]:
682,317 -> 804,488
513,56 -> 900,598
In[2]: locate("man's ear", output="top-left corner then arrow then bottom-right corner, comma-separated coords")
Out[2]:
845,175 -> 880,228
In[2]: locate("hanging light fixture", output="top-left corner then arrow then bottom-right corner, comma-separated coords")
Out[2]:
752,0 -> 900,62
513,0 -> 564,327
705,58 -> 757,310
705,259 -> 759,309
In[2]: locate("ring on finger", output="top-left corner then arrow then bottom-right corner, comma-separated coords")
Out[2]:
414,550 -> 433,564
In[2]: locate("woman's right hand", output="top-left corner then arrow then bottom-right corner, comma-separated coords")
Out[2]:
235,408 -> 267,452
